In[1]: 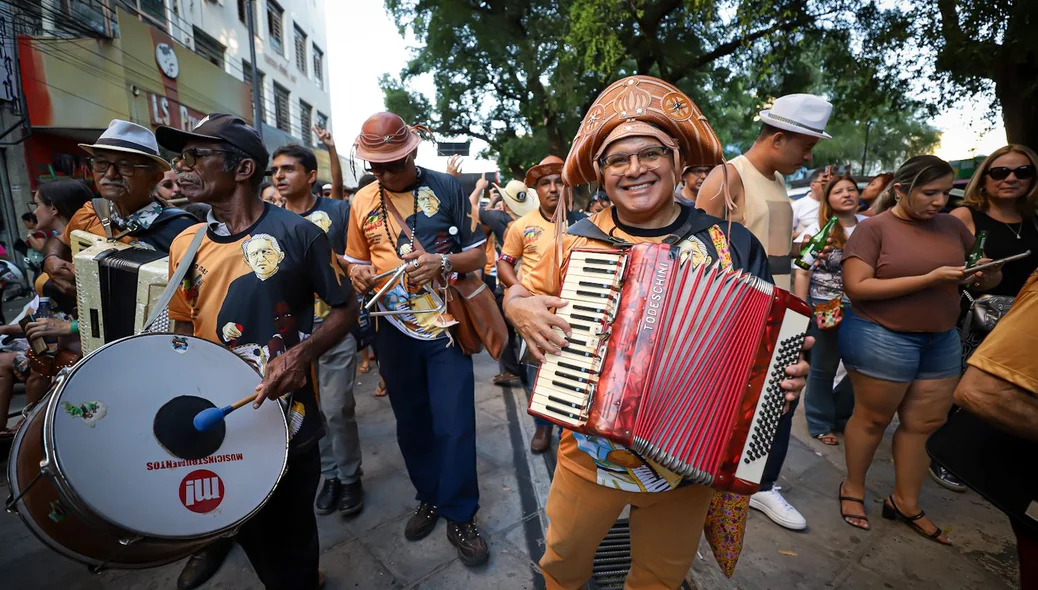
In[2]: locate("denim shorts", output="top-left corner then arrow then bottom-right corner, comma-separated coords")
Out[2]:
838,308 -> 961,383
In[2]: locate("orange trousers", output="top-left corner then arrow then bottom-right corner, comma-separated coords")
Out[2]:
539,463 -> 713,590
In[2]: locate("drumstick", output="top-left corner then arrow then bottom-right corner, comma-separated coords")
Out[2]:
193,394 -> 255,431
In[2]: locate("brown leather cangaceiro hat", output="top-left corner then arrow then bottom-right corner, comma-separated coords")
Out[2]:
524,155 -> 564,189
353,112 -> 424,163
563,75 -> 723,186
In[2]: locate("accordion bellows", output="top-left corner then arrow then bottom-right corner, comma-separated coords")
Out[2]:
529,244 -> 811,494
72,231 -> 170,355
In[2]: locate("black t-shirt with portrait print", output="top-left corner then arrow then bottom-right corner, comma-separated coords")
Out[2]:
301,196 -> 351,254
168,202 -> 353,454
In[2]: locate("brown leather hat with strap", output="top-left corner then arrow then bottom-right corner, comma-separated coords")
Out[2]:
563,75 -> 723,187
353,112 -> 427,163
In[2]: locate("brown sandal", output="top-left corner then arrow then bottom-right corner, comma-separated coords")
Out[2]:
358,360 -> 371,374
838,481 -> 869,530
373,380 -> 387,398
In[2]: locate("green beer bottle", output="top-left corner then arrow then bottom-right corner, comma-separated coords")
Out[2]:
795,215 -> 838,270
966,230 -> 988,268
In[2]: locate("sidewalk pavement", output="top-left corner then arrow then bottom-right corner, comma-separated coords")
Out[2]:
0,352 -> 1021,589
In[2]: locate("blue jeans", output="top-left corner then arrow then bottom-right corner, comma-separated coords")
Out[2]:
839,309 -> 961,383
803,305 -> 855,437
376,325 -> 479,522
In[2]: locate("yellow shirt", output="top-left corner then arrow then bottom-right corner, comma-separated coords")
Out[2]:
968,271 -> 1038,394
521,206 -> 735,492
500,209 -> 557,281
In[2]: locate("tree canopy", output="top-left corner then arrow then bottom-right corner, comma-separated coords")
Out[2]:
380,0 -> 1031,180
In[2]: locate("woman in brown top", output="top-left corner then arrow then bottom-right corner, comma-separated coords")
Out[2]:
836,155 -> 1002,544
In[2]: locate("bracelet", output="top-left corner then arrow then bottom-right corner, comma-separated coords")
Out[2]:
70,320 -> 79,335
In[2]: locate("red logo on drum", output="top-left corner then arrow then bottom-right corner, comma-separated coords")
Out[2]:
179,469 -> 224,514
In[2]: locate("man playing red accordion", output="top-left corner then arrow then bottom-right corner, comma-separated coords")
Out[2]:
503,76 -> 813,589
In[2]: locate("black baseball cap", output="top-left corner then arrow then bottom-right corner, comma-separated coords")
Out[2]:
156,113 -> 269,170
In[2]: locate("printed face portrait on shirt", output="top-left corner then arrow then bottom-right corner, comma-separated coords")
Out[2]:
307,210 -> 333,233
242,233 -> 285,280
416,187 -> 441,217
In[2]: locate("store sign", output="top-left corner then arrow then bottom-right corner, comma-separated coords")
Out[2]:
149,93 -> 205,131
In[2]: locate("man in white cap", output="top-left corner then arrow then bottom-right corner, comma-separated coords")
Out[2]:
499,155 -> 586,452
470,177 -> 537,386
40,119 -> 197,295
697,93 -> 833,532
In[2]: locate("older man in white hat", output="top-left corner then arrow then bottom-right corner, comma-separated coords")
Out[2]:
697,93 -> 833,533
41,119 -> 196,294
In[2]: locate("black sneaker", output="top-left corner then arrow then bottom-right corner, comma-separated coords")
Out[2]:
338,481 -> 364,517
929,463 -> 967,492
404,502 -> 439,540
315,478 -> 343,514
447,520 -> 489,567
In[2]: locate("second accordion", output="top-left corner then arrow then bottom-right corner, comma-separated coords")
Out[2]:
529,242 -> 811,494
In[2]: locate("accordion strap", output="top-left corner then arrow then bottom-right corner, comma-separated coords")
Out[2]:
140,224 -> 207,333
566,205 -> 722,247
566,218 -> 629,246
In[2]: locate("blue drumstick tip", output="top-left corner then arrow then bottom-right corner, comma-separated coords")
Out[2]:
193,405 -> 232,431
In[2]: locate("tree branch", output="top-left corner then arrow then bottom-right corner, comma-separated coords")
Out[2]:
935,0 -> 1000,79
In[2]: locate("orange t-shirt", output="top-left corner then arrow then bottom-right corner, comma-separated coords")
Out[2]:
500,209 -> 557,281
62,201 -> 135,246
968,271 -> 1038,394
521,206 -> 738,492
483,233 -> 497,276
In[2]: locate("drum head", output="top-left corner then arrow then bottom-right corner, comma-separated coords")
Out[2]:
46,334 -> 288,539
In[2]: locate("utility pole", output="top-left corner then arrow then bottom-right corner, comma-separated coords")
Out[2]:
860,120 -> 871,176
246,0 -> 262,139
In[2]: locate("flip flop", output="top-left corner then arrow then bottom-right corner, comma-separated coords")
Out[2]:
815,433 -> 839,446
374,380 -> 387,398
358,361 -> 371,374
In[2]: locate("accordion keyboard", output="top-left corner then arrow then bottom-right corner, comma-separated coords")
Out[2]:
529,250 -> 627,427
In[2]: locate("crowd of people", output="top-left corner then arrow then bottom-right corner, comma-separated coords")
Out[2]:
1,72 -> 1036,590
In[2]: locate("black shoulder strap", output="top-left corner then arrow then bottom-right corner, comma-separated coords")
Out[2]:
663,207 -> 724,245
566,217 -> 629,246
151,206 -> 195,227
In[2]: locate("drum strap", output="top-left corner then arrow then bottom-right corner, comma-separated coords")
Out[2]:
141,225 -> 208,333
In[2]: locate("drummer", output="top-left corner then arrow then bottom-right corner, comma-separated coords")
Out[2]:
157,114 -> 358,590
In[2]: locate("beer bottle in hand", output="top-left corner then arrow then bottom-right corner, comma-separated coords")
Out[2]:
795,215 -> 838,270
966,230 -> 988,268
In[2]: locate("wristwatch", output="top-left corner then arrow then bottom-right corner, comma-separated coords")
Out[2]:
439,254 -> 453,275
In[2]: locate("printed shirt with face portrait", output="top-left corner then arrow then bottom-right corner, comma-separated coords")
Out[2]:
500,209 -> 587,280
521,203 -> 771,493
300,196 -> 351,322
344,167 -> 486,340
167,203 -> 353,453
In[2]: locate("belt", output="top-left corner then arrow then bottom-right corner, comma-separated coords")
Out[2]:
769,255 -> 792,275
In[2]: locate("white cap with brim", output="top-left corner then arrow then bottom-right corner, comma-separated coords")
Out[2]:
758,94 -> 833,139
79,119 -> 171,171
494,179 -> 538,217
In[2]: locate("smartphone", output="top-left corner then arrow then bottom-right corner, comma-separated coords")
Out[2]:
963,250 -> 1031,275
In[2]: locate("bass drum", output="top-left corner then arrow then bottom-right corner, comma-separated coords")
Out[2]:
6,333 -> 289,569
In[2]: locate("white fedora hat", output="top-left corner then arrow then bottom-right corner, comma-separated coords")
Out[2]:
79,119 -> 171,171
494,179 -> 538,217
758,94 -> 833,139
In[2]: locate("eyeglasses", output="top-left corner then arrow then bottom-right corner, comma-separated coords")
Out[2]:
25,200 -> 38,211
88,157 -> 156,177
598,146 -> 670,176
172,148 -> 235,171
986,165 -> 1035,181
363,157 -> 409,174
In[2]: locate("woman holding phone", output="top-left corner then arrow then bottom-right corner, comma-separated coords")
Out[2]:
836,156 -> 1001,543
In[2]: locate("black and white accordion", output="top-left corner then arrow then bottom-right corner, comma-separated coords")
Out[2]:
71,230 -> 170,354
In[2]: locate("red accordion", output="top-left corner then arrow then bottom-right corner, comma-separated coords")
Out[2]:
529,243 -> 811,494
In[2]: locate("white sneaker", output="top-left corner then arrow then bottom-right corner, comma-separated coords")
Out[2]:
749,487 -> 807,530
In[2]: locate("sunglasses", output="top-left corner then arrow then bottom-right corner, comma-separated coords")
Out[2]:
364,156 -> 410,174
986,165 -> 1035,181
